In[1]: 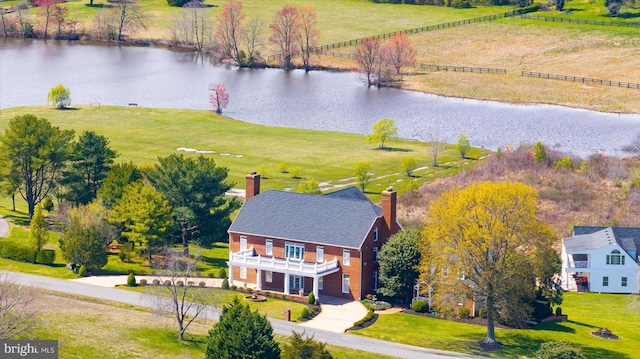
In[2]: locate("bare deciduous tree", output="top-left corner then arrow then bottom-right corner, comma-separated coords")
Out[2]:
216,0 -> 244,65
169,0 -> 211,51
0,273 -> 38,340
149,249 -> 220,341
269,5 -> 299,70
355,37 -> 393,87
297,5 -> 319,72
241,17 -> 264,67
428,138 -> 445,167
111,0 -> 146,42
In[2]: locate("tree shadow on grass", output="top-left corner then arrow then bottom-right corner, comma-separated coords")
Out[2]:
617,12 -> 640,19
57,107 -> 80,111
199,254 -> 227,270
533,321 -> 576,333
3,212 -> 30,227
374,147 -> 412,152
85,4 -> 114,8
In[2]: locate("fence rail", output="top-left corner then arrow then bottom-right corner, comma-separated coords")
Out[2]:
320,51 -> 507,74
518,14 -> 640,29
522,71 -> 640,89
267,10 -> 529,62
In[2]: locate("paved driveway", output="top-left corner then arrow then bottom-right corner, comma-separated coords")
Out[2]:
300,296 -> 368,333
0,215 -> 9,238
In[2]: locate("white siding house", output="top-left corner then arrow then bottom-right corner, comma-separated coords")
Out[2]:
562,227 -> 640,294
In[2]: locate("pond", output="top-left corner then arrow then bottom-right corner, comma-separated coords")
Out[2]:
1,38 -> 639,157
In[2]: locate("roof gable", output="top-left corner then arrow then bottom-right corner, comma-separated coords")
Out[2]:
228,189 -> 382,249
571,226 -> 640,254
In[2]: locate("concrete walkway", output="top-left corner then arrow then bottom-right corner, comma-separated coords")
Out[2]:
300,296 -> 368,333
0,215 -> 9,238
71,275 -> 224,288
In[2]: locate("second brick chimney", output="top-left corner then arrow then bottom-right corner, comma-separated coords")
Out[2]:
381,187 -> 398,233
245,172 -> 261,200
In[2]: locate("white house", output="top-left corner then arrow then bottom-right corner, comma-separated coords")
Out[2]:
561,226 -> 640,294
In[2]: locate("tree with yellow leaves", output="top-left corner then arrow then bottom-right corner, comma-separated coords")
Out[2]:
420,181 -> 560,346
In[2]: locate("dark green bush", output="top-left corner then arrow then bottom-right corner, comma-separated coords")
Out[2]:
219,268 -> 227,278
139,279 -> 148,286
0,242 -> 37,263
555,307 -> 562,316
354,310 -> 375,327
479,307 -> 488,319
42,197 -> 54,212
307,292 -> 315,305
36,249 -> 56,265
78,264 -> 87,277
458,306 -> 470,319
412,299 -> 428,313
300,307 -> 310,319
535,341 -> 585,359
229,284 -> 236,291
222,279 -> 230,290
127,273 -> 136,287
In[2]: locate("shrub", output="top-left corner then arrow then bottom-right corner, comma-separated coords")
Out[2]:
277,162 -> 289,173
554,156 -> 573,170
177,280 -> 184,287
127,273 -> 136,287
42,197 -> 54,212
78,264 -> 87,277
0,242 -> 37,263
479,307 -> 488,319
532,142 -> 547,164
458,306 -> 470,319
208,272 -> 214,278
300,307 -> 310,319
152,279 -> 161,286
289,166 -> 301,178
412,299 -> 428,313
199,281 -> 206,287
307,292 -> 315,305
354,310 -> 375,327
535,341 -> 585,359
219,268 -> 227,278
139,279 -> 148,286
225,281 -> 233,290
36,249 -> 56,265
555,307 -> 562,316
164,280 -> 172,286
187,281 -> 195,287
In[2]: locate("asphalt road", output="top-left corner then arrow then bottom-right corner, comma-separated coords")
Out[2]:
7,271 -> 478,359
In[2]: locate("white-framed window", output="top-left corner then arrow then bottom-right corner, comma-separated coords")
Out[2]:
343,250 -> 350,266
318,276 -> 324,290
317,246 -> 324,262
622,277 -> 628,287
265,239 -> 273,256
240,236 -> 247,251
603,276 -> 609,287
374,227 -> 379,242
240,266 -> 247,279
606,250 -> 625,265
373,271 -> 378,291
342,274 -> 350,294
285,243 -> 305,261
373,247 -> 378,263
290,275 -> 303,290
265,271 -> 273,283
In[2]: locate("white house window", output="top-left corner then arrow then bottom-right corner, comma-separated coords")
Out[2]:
240,236 -> 247,251
343,250 -> 350,266
603,276 -> 609,287
240,266 -> 247,279
265,239 -> 273,256
622,277 -> 628,287
373,247 -> 378,263
285,243 -> 305,261
317,246 -> 324,262
606,250 -> 625,265
290,275 -> 303,290
342,274 -> 350,293
265,271 -> 273,283
318,276 -> 324,290
374,227 -> 379,241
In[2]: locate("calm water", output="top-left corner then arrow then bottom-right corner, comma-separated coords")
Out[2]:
1,38 -> 639,157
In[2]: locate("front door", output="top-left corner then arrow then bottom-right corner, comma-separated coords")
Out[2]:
290,275 -> 303,291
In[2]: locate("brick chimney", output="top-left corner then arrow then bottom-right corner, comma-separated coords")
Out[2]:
245,172 -> 260,200
381,187 -> 397,232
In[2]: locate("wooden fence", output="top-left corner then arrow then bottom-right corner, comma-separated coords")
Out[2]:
518,14 -> 640,29
521,71 -> 640,89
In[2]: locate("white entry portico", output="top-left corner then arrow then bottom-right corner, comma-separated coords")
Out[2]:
227,247 -> 340,300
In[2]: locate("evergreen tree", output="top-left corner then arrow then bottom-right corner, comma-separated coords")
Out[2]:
28,204 -> 49,251
281,331 -> 333,359
206,297 -> 280,359
377,229 -> 420,301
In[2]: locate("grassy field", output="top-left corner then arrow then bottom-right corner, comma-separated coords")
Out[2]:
22,291 -> 395,359
353,292 -> 640,358
0,106 -> 488,200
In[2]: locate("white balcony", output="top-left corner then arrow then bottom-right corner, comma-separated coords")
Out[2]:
228,248 -> 339,276
571,261 -> 589,268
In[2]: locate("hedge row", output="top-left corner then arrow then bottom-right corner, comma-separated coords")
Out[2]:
0,241 -> 56,265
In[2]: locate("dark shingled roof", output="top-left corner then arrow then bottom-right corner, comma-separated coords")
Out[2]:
324,187 -> 370,201
565,226 -> 640,255
228,189 -> 382,249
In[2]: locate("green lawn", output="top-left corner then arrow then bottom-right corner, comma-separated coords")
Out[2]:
529,0 -> 640,22
353,292 -> 640,358
1,106 -> 489,202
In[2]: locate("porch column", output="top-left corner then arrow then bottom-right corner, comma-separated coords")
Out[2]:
313,276 -> 319,302
256,269 -> 262,290
284,273 -> 290,295
228,265 -> 234,287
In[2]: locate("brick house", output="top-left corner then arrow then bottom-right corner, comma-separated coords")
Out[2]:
226,173 -> 402,301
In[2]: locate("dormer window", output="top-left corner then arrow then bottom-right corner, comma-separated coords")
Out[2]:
606,249 -> 625,265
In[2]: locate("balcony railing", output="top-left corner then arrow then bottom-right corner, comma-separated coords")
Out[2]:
568,260 -> 589,268
229,248 -> 339,276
